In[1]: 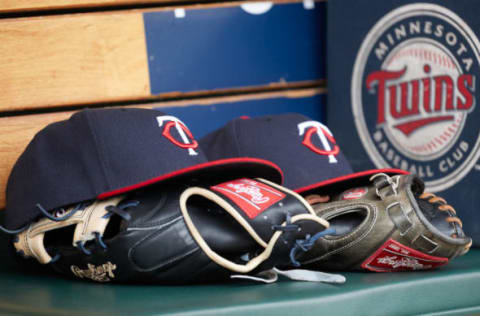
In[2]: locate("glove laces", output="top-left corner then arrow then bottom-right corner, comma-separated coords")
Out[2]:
71,200 -> 139,257
271,212 -> 335,267
289,228 -> 336,267
418,192 -> 464,236
233,213 -> 343,284
2,199 -> 139,263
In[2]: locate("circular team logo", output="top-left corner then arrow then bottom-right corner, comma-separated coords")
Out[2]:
352,4 -> 480,192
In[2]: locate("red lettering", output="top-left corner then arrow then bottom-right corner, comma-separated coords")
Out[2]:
422,77 -> 431,113
411,80 -> 420,116
367,65 -> 474,130
389,81 -> 420,119
434,76 -> 454,111
457,74 -> 474,110
366,68 -> 406,124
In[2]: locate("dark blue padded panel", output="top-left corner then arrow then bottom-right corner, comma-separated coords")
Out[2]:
144,2 -> 326,94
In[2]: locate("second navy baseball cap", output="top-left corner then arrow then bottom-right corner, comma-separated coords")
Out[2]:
5,108 -> 282,230
200,113 -> 408,194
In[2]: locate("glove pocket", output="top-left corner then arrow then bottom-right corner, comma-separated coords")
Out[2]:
129,217 -> 199,273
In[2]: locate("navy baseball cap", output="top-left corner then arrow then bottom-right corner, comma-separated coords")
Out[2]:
5,108 -> 282,230
200,113 -> 408,195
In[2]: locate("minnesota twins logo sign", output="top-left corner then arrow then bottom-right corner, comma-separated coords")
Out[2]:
352,3 -> 480,192
157,116 -> 199,156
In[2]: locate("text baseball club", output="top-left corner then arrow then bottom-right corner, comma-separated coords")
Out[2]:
372,130 -> 470,178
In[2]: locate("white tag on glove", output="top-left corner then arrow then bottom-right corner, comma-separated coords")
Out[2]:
231,268 -> 346,284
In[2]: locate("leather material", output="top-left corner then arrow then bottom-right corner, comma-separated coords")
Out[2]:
300,174 -> 472,271
14,178 -> 328,284
14,198 -> 123,264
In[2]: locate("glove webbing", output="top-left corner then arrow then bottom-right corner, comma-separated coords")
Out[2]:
370,173 -> 465,256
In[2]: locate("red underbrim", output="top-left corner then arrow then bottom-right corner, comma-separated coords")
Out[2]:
97,157 -> 283,199
294,168 -> 410,194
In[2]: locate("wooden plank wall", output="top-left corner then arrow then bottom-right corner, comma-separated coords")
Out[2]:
0,0 -> 326,212
0,12 -> 150,111
0,0 -> 188,13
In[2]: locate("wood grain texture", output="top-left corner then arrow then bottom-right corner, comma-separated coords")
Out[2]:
0,12 -> 150,112
0,0 -> 178,13
0,87 -> 324,211
0,0 -> 311,13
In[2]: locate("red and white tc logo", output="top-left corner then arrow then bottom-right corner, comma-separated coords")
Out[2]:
157,116 -> 198,156
298,121 -> 339,163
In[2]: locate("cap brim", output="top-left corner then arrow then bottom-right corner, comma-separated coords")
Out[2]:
294,168 -> 409,195
98,157 -> 283,199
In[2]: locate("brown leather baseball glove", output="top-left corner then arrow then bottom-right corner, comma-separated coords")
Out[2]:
299,173 -> 472,272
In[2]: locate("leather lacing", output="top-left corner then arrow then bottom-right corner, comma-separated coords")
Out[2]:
271,212 -> 335,267
1,199 -> 140,263
55,199 -> 139,260
418,192 -> 463,237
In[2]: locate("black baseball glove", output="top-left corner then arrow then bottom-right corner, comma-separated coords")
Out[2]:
13,178 -> 330,283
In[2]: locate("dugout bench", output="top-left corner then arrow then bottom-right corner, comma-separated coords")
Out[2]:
0,221 -> 479,315
0,0 -> 479,315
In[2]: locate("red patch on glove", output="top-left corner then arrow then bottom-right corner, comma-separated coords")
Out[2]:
361,239 -> 448,272
211,178 -> 285,219
341,187 -> 368,200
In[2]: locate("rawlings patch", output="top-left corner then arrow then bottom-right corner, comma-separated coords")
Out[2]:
341,187 -> 368,200
361,239 -> 448,272
211,178 -> 285,219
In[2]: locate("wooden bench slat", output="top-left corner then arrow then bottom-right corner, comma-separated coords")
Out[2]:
0,0 -> 178,13
0,12 -> 150,112
0,0 -> 307,14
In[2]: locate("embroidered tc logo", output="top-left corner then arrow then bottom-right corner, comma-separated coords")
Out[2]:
298,121 -> 339,163
157,116 -> 198,156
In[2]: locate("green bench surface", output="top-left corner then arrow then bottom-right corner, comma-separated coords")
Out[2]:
1,240 -> 479,316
